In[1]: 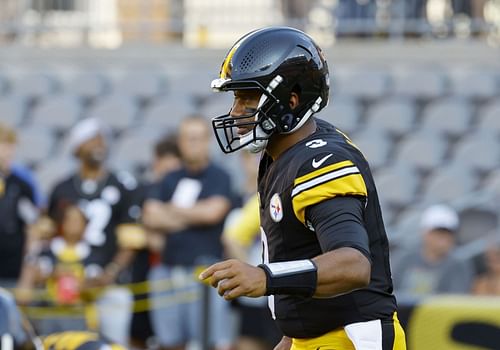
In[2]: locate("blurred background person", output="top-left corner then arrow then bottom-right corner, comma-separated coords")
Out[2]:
128,132 -> 182,349
392,204 -> 474,300
44,117 -> 139,345
17,204 -> 98,335
222,151 -> 282,350
0,123 -> 38,289
472,242 -> 500,295
142,116 -> 234,350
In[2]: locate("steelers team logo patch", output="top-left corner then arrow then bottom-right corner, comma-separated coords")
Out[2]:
270,193 -> 283,222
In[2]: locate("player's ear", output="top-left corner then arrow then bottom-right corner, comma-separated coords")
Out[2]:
289,92 -> 300,110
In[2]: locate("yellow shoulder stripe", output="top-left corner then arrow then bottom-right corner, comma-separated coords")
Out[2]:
294,160 -> 354,187
292,171 -> 367,225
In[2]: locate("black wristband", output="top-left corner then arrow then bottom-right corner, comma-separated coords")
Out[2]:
258,259 -> 317,297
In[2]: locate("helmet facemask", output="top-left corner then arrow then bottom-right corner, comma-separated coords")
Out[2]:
211,79 -> 282,154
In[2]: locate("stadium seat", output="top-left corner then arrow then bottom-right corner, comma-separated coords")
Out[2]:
334,69 -> 390,101
351,128 -> 392,170
115,71 -> 167,103
391,206 -> 427,247
36,156 -> 76,195
420,98 -> 472,137
320,96 -> 361,134
87,93 -> 137,131
11,73 -> 59,101
200,92 -> 233,120
450,130 -> 500,173
0,96 -> 26,126
16,126 -> 54,166
144,96 -> 197,129
421,165 -> 477,204
374,164 -> 420,208
0,74 -> 9,96
110,126 -> 165,172
477,100 -> 500,135
395,129 -> 448,171
392,69 -> 447,100
30,94 -> 82,132
450,70 -> 498,100
65,72 -> 110,104
365,97 -> 416,137
457,206 -> 499,244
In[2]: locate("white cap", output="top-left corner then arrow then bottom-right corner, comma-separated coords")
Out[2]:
420,204 -> 459,232
67,118 -> 108,154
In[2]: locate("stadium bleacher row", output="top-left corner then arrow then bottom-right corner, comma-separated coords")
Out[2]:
1,66 -> 500,245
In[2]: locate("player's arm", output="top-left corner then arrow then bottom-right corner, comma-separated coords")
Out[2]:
307,196 -> 371,297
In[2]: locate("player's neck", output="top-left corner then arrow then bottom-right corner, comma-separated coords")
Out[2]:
266,118 -> 317,160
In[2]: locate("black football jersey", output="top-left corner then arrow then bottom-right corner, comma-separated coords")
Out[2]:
258,118 -> 396,338
48,172 -> 136,267
0,173 -> 36,279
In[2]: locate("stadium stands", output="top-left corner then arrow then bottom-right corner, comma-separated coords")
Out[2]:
0,63 -> 497,245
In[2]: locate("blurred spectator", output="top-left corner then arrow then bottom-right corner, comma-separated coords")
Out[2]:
11,164 -> 45,208
392,204 -> 474,300
472,243 -> 500,295
336,0 -> 377,36
142,116 -> 234,350
222,151 -> 281,350
0,287 -> 39,349
44,118 -> 140,345
0,123 -> 38,289
128,132 -> 181,349
17,204 -> 98,334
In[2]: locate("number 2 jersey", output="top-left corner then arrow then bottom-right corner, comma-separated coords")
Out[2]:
258,118 -> 397,338
48,171 -> 137,267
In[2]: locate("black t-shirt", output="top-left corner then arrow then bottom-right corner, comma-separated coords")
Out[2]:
48,171 -> 136,267
258,118 -> 396,338
149,163 -> 233,266
0,172 -> 36,279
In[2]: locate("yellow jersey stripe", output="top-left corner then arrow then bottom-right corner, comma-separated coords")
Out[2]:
292,173 -> 367,224
294,160 -> 354,187
292,165 -> 360,197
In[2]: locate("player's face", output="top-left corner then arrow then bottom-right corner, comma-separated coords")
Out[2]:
230,89 -> 263,136
0,141 -> 15,173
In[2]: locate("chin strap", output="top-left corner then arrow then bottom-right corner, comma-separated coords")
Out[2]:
283,96 -> 322,135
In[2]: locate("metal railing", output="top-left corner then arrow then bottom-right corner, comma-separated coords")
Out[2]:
0,0 -> 499,48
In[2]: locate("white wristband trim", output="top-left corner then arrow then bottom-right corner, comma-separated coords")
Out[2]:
266,259 -> 316,277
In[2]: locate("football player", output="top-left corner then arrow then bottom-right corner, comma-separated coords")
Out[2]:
200,27 -> 407,350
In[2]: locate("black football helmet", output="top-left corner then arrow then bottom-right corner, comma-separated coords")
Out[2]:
211,26 -> 330,153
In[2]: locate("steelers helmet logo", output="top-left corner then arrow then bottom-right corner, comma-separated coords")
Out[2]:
269,193 -> 283,222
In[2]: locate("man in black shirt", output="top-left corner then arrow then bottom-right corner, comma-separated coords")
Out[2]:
47,118 -> 138,345
200,27 -> 407,350
0,123 -> 37,288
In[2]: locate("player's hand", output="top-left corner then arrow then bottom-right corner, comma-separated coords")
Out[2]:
274,336 -> 292,350
199,259 -> 267,300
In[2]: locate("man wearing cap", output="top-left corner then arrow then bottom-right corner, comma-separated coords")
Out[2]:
46,118 -> 140,345
391,204 -> 474,299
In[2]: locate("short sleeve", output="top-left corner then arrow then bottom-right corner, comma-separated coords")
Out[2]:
291,154 -> 367,225
306,196 -> 371,260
